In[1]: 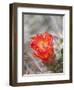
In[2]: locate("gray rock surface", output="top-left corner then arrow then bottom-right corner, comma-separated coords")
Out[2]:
22,14 -> 63,75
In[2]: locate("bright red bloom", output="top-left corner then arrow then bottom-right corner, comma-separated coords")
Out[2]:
30,32 -> 55,63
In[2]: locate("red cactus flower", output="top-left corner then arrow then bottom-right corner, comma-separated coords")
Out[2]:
30,32 -> 55,63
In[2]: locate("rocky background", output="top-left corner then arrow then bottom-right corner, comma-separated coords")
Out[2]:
22,14 -> 63,75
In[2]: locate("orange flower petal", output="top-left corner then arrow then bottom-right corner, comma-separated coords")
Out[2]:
30,32 -> 55,63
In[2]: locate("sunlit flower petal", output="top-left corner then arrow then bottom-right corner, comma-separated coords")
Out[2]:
30,32 -> 55,63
